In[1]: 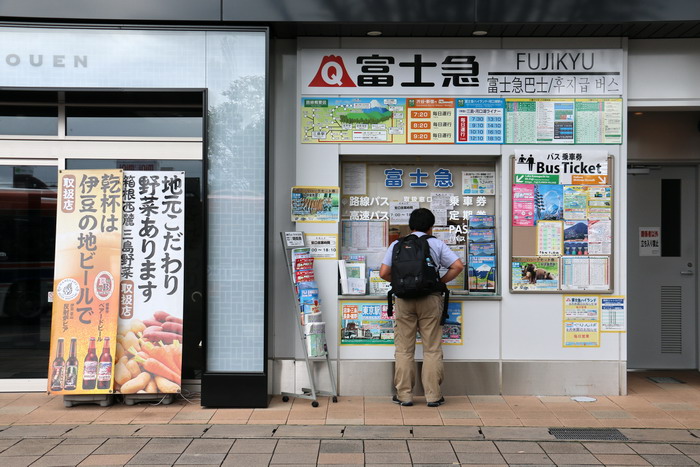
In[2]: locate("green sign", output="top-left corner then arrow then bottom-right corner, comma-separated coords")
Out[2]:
514,173 -> 559,184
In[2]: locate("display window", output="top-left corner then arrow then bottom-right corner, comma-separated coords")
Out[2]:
339,158 -> 499,296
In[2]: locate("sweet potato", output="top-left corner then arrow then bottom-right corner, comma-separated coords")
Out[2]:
126,359 -> 141,378
120,372 -> 151,394
153,311 -> 171,323
165,316 -> 183,325
146,380 -> 158,393
115,362 -> 131,386
122,332 -> 140,353
161,322 -> 183,335
142,330 -> 178,344
130,319 -> 146,334
115,342 -> 126,360
142,319 -> 162,328
155,376 -> 181,393
144,326 -> 163,334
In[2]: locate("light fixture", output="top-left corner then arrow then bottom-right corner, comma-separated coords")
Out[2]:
472,30 -> 488,36
366,30 -> 382,37
633,111 -> 644,116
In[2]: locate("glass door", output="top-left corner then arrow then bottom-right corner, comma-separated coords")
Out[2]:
0,161 -> 58,381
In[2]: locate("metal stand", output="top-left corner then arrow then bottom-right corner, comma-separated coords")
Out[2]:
123,393 -> 175,406
63,394 -> 114,407
279,232 -> 338,407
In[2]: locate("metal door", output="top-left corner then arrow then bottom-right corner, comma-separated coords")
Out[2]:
627,165 -> 696,369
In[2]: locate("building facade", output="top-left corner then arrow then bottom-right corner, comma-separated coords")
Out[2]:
0,0 -> 698,405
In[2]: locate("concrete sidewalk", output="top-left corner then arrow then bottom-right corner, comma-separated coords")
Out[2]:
1,423 -> 700,466
1,371 -> 700,465
4,371 -> 700,428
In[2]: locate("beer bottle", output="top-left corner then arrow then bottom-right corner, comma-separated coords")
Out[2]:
96,337 -> 113,390
82,337 -> 98,390
49,338 -> 65,392
64,338 -> 79,391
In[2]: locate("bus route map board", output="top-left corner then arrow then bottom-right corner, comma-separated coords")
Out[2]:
301,98 -> 621,145
510,150 -> 614,293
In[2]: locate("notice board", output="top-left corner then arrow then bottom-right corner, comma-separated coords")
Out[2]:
510,151 -> 614,293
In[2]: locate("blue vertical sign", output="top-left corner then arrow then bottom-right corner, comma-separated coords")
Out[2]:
455,98 -> 505,144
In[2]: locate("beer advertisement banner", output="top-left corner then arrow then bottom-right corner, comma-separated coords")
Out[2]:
117,171 -> 185,394
48,169 -> 124,394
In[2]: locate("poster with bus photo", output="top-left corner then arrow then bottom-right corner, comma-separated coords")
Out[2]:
48,169 -> 124,395
116,171 -> 185,395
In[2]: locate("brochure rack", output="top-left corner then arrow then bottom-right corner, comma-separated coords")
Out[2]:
280,232 -> 338,407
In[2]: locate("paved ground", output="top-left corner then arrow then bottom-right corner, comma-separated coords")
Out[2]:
1,424 -> 700,466
6,371 -> 700,429
2,371 -> 700,465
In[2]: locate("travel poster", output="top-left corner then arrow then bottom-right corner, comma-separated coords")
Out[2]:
534,184 -> 563,222
511,256 -> 559,291
563,295 -> 599,321
512,184 -> 535,227
340,301 -> 394,345
468,256 -> 496,291
49,169 -> 124,394
563,185 -> 588,220
301,97 -> 406,143
340,301 -> 463,345
563,221 -> 588,256
117,171 -> 185,395
291,186 -> 340,222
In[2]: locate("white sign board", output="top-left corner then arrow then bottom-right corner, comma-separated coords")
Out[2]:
305,234 -> 338,259
301,49 -> 623,96
513,149 -> 608,185
639,227 -> 661,256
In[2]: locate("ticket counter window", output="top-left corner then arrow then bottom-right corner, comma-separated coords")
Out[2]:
339,159 -> 499,296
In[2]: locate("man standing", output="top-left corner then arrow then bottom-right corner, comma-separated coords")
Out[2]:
379,208 -> 464,407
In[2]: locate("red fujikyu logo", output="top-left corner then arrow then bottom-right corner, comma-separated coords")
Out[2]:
309,55 -> 356,87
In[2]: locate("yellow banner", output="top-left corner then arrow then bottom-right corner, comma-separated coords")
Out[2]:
48,169 -> 123,394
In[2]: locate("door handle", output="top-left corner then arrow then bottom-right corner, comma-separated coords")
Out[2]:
681,271 -> 694,276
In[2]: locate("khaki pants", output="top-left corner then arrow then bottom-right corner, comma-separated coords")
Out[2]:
393,293 -> 444,403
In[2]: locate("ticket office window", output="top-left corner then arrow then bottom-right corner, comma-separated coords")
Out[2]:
340,158 -> 499,296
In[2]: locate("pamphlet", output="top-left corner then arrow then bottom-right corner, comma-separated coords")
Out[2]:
369,269 -> 391,295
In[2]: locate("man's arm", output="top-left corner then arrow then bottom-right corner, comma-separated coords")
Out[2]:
440,258 -> 464,284
379,264 -> 392,282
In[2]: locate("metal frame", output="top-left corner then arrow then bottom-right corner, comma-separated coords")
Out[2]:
509,154 -> 615,294
279,232 -> 338,407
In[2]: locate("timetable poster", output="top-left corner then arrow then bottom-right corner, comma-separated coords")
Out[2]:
407,97 -> 455,144
537,221 -> 563,256
455,98 -> 505,144
574,99 -> 623,144
300,97 -> 406,143
506,99 -> 575,144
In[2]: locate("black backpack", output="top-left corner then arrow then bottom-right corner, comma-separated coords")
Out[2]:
387,234 -> 449,324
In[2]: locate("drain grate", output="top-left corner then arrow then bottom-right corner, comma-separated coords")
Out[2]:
647,376 -> 685,384
549,428 -> 628,441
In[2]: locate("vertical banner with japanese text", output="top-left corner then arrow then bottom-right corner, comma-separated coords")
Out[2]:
117,171 -> 185,394
48,169 -> 123,394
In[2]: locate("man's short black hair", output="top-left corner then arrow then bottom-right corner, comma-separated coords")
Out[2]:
409,208 -> 435,232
